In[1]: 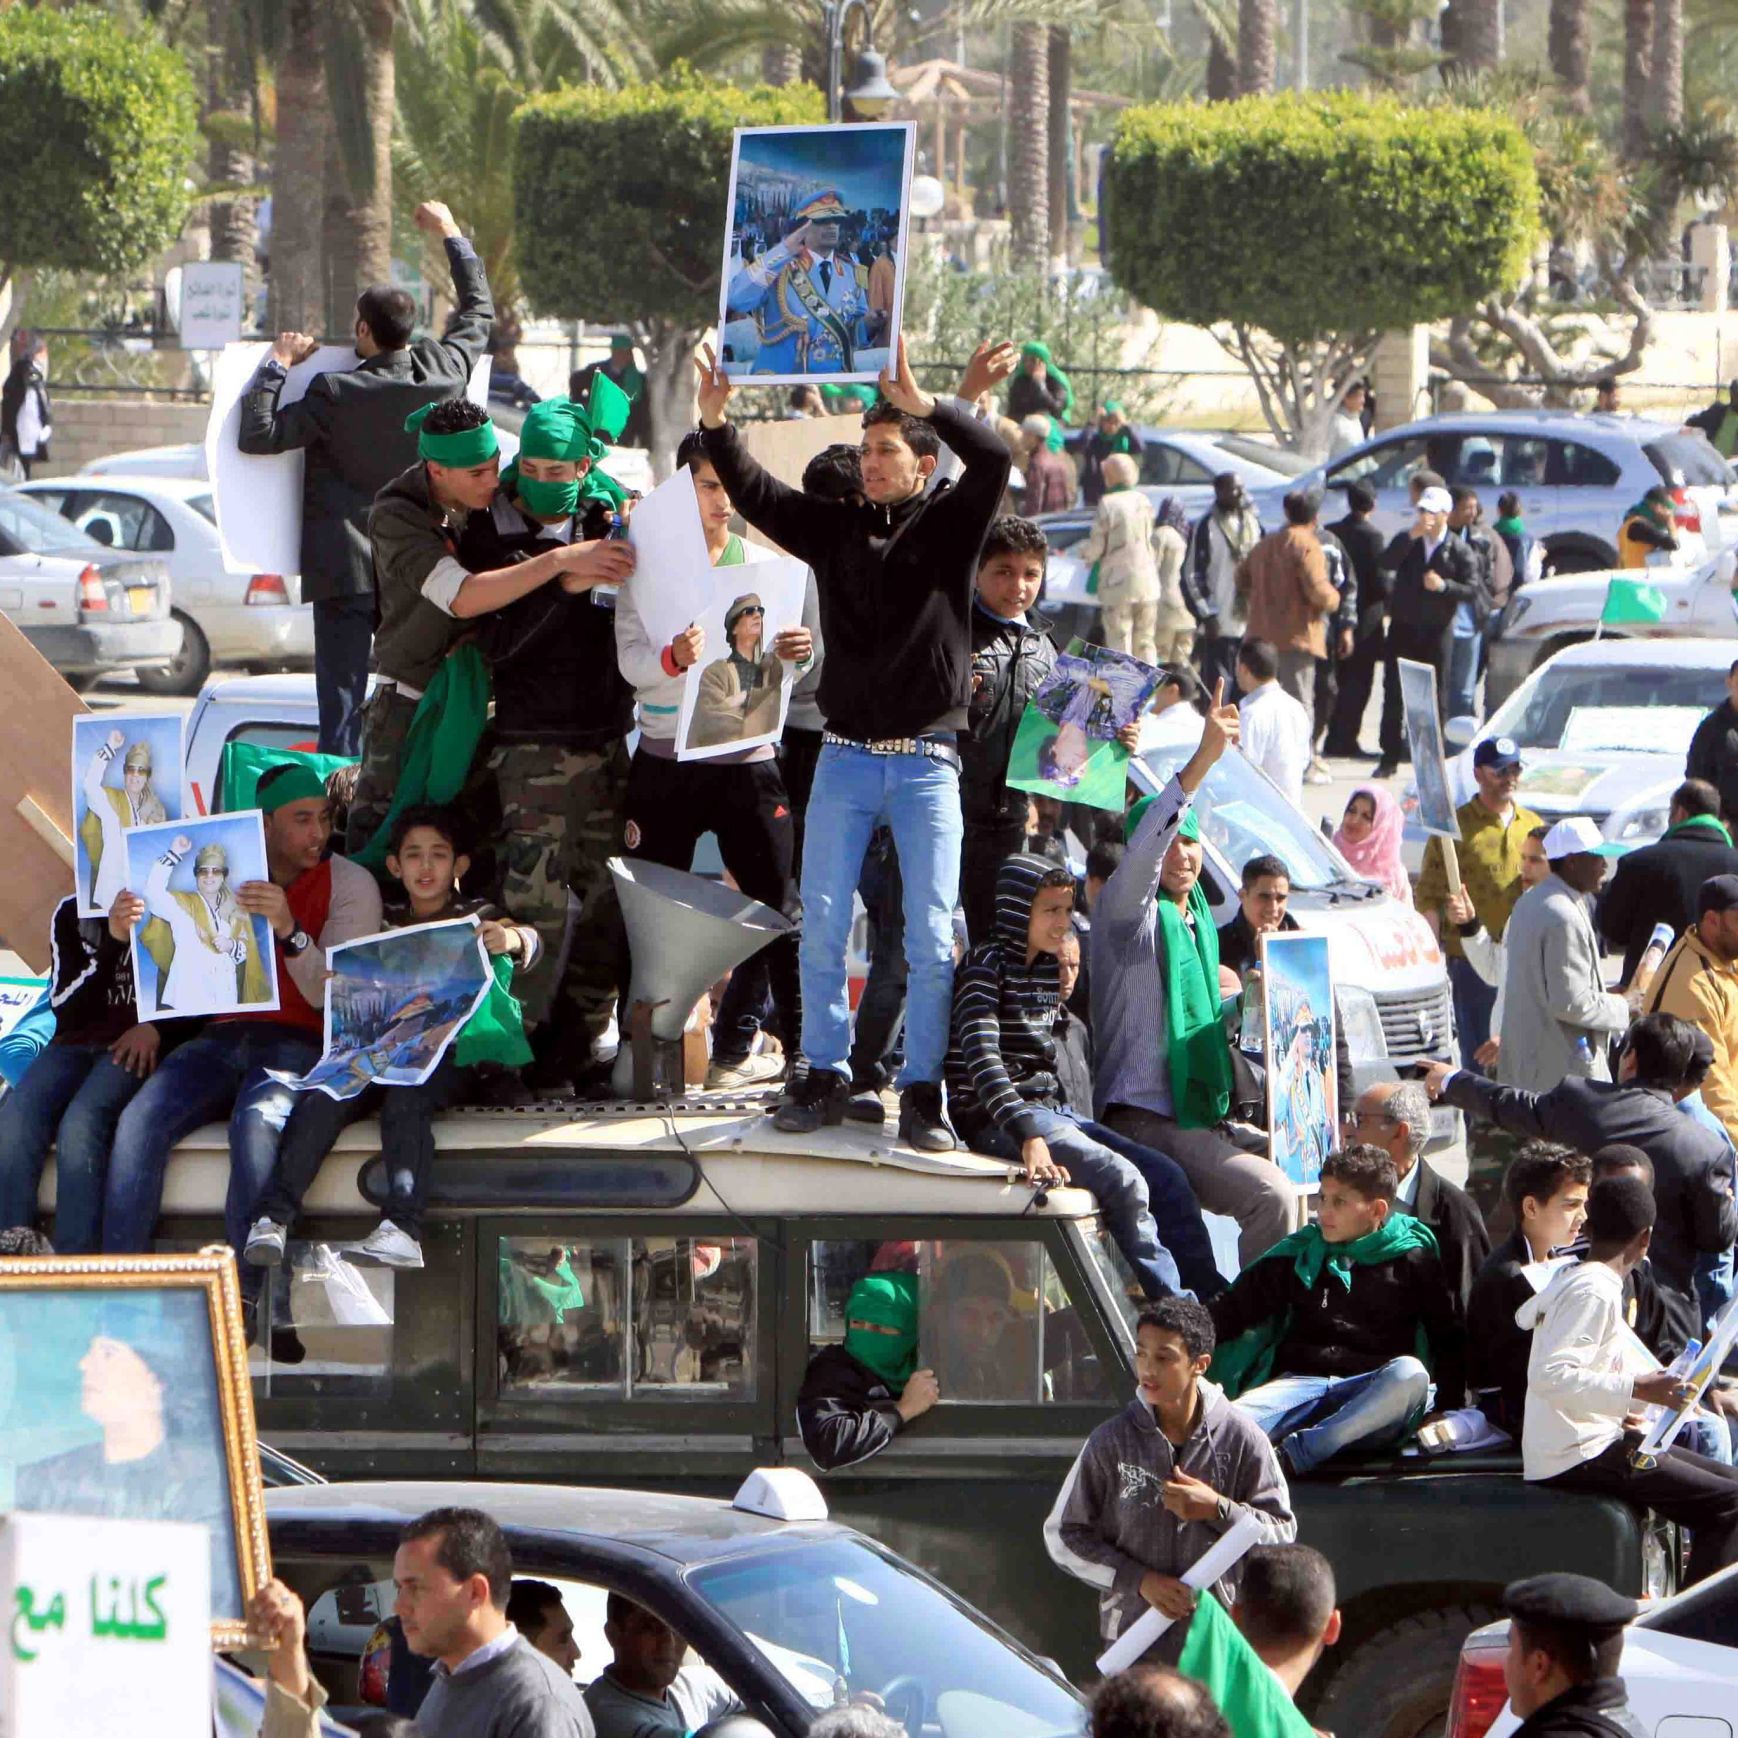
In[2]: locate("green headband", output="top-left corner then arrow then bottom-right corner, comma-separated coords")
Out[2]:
258,762 -> 330,814
404,402 -> 500,468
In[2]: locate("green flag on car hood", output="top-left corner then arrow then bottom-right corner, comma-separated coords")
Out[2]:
1601,578 -> 1667,625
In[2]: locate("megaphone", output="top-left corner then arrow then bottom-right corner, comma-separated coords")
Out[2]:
608,856 -> 795,1098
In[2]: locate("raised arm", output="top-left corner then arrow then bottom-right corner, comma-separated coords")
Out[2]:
418,203 -> 494,374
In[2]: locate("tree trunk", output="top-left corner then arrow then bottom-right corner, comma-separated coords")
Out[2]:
1549,0 -> 1592,113
351,0 -> 396,292
760,42 -> 802,86
641,318 -> 696,483
1649,0 -> 1683,127
1624,0 -> 1655,160
1206,26 -> 1236,100
267,0 -> 328,336
204,0 -> 258,288
1046,26 -> 1072,268
1451,0 -> 1503,68
1008,25 -> 1049,270
1237,0 -> 1276,96
0,267 -> 34,369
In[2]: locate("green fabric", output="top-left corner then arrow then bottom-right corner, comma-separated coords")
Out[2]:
1602,576 -> 1668,625
219,742 -> 355,815
404,402 -> 499,467
254,761 -> 329,813
498,1248 -> 586,1325
1176,1593 -> 1315,1738
1129,793 -> 1200,843
1494,514 -> 1525,537
1018,339 -> 1075,421
351,645 -> 491,871
586,369 -> 634,444
717,534 -> 746,567
1154,852 -> 1230,1130
843,1272 -> 919,1391
1667,814 -> 1735,846
455,951 -> 533,1068
516,473 -> 580,518
1208,1215 -> 1440,1399
578,465 -> 628,510
1712,408 -> 1738,459
518,396 -> 594,461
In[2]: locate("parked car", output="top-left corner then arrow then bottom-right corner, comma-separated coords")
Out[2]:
1484,545 -> 1737,713
0,486 -> 179,689
1448,1561 -> 1738,1738
1249,411 -> 1738,576
79,442 -> 208,481
1400,638 -> 1732,869
20,474 -> 311,694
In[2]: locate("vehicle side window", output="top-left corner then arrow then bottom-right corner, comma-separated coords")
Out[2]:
1499,438 -> 1550,489
1549,441 -> 1621,488
1447,435 -> 1499,488
1331,437 -> 1432,489
1142,445 -> 1187,487
808,1237 -> 1110,1405
77,492 -> 175,553
26,488 -> 67,514
1169,453 -> 1213,486
249,1251 -> 398,1395
497,1234 -> 757,1399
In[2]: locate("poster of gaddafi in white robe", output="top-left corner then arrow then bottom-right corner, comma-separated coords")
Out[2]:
72,714 -> 186,919
123,814 -> 278,1021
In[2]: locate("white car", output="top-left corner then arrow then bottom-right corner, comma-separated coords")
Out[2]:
1449,1560 -> 1738,1738
1401,637 -> 1732,871
21,474 -> 311,694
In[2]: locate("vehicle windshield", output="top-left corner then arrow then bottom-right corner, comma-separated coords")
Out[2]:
0,489 -> 105,556
1067,1220 -> 1140,1353
690,1536 -> 1085,1737
1212,433 -> 1311,478
1484,661 -> 1726,755
1646,433 -> 1735,489
1635,1563 -> 1738,1646
1135,741 -> 1357,892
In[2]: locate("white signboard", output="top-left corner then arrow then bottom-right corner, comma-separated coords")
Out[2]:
0,1511 -> 212,1737
177,263 -> 246,351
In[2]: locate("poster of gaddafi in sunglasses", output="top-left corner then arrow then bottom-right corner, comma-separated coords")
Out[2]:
676,555 -> 810,761
72,714 -> 187,919
122,814 -> 278,1021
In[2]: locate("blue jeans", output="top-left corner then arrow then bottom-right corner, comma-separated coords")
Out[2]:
0,1041 -> 149,1252
969,1107 -> 1188,1300
801,743 -> 962,1086
1447,629 -> 1481,721
1238,1356 -> 1431,1473
1449,954 -> 1497,1071
103,1024 -> 320,1256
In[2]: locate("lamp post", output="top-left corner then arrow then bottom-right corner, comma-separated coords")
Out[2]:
824,0 -> 897,123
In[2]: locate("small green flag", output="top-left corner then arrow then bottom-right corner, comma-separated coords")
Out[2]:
1601,577 -> 1668,625
1175,1592 -> 1315,1738
586,368 -> 634,442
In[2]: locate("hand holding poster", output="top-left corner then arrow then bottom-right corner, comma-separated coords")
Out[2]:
1007,643 -> 1160,813
676,556 -> 809,761
71,714 -> 187,918
1261,931 -> 1337,1193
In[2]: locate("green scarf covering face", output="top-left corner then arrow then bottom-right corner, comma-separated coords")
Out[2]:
1019,339 -> 1075,422
842,1272 -> 919,1391
1667,814 -> 1735,846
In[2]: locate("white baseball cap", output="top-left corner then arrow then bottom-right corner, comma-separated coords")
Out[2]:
1418,485 -> 1453,514
1542,816 -> 1627,859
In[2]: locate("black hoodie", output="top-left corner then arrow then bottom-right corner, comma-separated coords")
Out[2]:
700,399 -> 1010,741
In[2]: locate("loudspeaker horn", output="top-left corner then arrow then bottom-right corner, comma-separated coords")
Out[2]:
608,856 -> 794,1098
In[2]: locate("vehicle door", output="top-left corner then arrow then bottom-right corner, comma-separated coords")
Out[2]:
0,490 -> 78,628
1325,433 -> 1456,536
781,1219 -> 1133,1682
1543,437 -> 1620,546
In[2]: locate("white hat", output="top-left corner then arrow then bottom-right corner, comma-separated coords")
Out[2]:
1418,485 -> 1453,514
1542,816 -> 1626,859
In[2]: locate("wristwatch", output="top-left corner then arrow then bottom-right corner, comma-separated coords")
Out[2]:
283,927 -> 312,957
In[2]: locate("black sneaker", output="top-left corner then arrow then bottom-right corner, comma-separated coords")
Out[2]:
845,1090 -> 888,1126
773,1068 -> 852,1133
1371,758 -> 1398,780
898,1082 -> 956,1152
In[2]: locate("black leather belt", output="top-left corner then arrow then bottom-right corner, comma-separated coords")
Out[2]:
822,730 -> 960,771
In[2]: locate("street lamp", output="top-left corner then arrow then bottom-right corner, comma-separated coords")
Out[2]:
825,0 -> 896,123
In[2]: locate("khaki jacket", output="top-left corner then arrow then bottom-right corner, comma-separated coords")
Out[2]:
1645,924 -> 1738,1145
1235,525 -> 1338,656
1076,489 -> 1160,607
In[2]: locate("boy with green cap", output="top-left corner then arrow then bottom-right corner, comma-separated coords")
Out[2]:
456,389 -> 638,1086
797,1272 -> 939,1471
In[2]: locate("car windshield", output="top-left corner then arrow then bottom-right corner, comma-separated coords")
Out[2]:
1647,433 -> 1735,488
1135,741 -> 1355,892
1484,661 -> 1726,755
1040,521 -> 1091,552
1635,1564 -> 1738,1646
0,489 -> 104,556
1211,434 -> 1311,478
690,1536 -> 1085,1738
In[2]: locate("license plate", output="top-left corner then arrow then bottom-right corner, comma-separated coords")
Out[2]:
127,587 -> 153,615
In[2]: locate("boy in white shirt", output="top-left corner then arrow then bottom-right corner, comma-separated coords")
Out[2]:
1235,638 -> 1310,807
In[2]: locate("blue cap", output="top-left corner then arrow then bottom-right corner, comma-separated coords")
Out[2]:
1474,735 -> 1523,771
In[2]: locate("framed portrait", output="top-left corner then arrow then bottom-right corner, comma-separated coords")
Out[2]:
1397,658 -> 1461,840
718,122 -> 915,386
72,713 -> 187,919
124,811 -> 279,1022
0,1248 -> 271,1647
1260,932 -> 1338,1194
1006,643 -> 1161,813
676,554 -> 808,762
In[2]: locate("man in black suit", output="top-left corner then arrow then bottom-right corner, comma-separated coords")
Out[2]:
237,199 -> 494,757
1598,779 -> 1738,985
1324,482 -> 1390,757
1348,1077 -> 1490,1313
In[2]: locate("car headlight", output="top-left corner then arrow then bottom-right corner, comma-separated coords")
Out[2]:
1337,984 -> 1388,1064
1616,807 -> 1669,842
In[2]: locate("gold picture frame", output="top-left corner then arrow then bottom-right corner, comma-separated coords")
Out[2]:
0,1247 -> 270,1649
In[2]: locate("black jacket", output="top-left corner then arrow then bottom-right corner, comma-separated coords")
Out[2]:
1596,824 -> 1738,983
1,358 -> 50,460
1384,531 -> 1480,637
236,236 -> 493,602
797,1344 -> 908,1471
701,399 -> 1010,741
1008,370 -> 1069,425
1080,426 -> 1145,507
1402,1159 -> 1492,1318
1444,1070 -> 1737,1306
1511,1678 -> 1647,1738
459,494 -> 632,747
1686,700 -> 1738,831
1209,1240 -> 1468,1408
1053,1007 -> 1094,1117
1327,512 -> 1389,630
963,602 -> 1058,828
46,895 -> 139,1049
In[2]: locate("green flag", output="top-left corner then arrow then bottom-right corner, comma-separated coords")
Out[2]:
1601,578 -> 1668,626
586,368 -> 634,443
1175,1592 -> 1315,1738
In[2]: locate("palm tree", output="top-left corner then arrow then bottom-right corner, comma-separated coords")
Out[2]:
1549,0 -> 1591,113
203,0 -> 260,279
1237,0 -> 1275,94
266,0 -> 329,333
1008,23 -> 1049,269
1624,0 -> 1655,160
1455,0 -> 1502,68
1650,0 -> 1683,128
1047,25 -> 1072,266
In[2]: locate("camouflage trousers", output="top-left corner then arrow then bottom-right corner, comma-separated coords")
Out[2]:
344,686 -> 419,858
489,737 -> 630,1049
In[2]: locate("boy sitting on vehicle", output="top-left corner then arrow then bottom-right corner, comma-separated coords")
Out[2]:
1208,1145 -> 1466,1475
241,805 -> 540,1273
1044,1297 -> 1295,1666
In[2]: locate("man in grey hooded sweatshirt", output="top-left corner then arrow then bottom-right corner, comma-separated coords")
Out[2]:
1045,1296 -> 1296,1665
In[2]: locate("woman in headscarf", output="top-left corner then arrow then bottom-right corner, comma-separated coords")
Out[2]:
797,1271 -> 936,1470
1009,339 -> 1074,425
1152,495 -> 1196,667
1333,785 -> 1411,905
81,729 -> 169,912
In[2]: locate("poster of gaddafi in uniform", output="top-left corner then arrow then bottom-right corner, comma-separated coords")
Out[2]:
719,122 -> 914,385
677,554 -> 809,761
72,713 -> 186,918
124,813 -> 278,1021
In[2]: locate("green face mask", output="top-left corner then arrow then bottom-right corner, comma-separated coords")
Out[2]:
842,1273 -> 919,1390
518,474 -> 580,518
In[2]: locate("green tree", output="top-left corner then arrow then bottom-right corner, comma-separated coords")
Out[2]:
1102,91 -> 1539,453
513,70 -> 824,471
0,5 -> 198,341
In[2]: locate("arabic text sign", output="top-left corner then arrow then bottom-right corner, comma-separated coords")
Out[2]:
0,1511 -> 211,1736
177,263 -> 245,351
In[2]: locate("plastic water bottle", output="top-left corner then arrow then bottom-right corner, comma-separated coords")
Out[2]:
591,510 -> 626,612
1239,963 -> 1265,1054
1573,1034 -> 1596,1072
